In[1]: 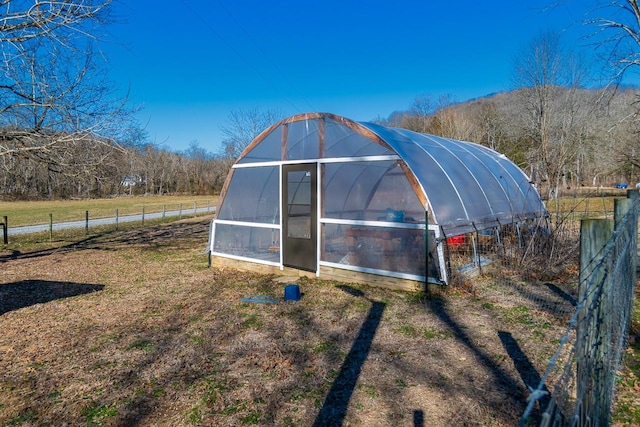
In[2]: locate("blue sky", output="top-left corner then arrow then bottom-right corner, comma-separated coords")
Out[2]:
104,1 -> 625,153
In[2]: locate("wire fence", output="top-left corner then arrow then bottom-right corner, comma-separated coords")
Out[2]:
0,202 -> 216,240
444,191 -> 638,426
524,195 -> 638,426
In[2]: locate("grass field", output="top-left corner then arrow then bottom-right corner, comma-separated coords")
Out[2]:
0,216 -> 580,426
0,193 -> 637,425
545,189 -> 633,220
0,195 -> 218,227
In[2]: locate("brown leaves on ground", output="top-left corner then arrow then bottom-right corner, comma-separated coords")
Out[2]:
0,217 -> 574,426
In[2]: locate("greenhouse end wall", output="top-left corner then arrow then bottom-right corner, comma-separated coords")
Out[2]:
209,157 -> 435,285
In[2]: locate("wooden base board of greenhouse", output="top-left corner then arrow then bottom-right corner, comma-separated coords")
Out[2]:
210,256 -> 425,292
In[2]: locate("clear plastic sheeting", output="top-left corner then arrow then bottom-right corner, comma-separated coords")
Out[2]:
362,123 -> 546,235
322,223 -> 426,277
213,223 -> 280,263
237,125 -> 283,164
216,166 -> 279,224
324,117 -> 393,158
287,119 -> 320,160
323,161 -> 424,223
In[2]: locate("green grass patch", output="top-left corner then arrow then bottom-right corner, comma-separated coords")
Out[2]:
189,333 -> 205,346
186,405 -> 203,424
0,195 -> 217,227
3,411 -> 37,426
310,341 -> 334,354
127,340 -> 154,352
396,325 -> 418,337
82,402 -> 118,426
423,327 -> 454,340
241,410 -> 262,424
185,377 -> 251,424
502,306 -> 536,325
396,324 -> 452,340
47,390 -> 62,400
357,383 -> 380,399
239,313 -> 263,329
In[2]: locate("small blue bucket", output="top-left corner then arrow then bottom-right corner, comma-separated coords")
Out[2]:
284,284 -> 301,301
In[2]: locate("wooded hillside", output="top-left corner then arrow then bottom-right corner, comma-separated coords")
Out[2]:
378,86 -> 640,198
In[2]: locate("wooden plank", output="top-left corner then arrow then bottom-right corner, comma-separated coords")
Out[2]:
282,123 -> 288,161
215,168 -> 236,219
209,256 -> 424,292
318,116 -> 325,158
397,159 -> 428,209
319,266 -> 423,292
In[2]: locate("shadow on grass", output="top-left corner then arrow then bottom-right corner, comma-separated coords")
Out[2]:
499,330 -> 550,425
423,295 -> 529,419
413,409 -> 424,426
0,220 -> 210,263
0,280 -> 104,315
544,282 -> 577,307
0,233 -> 114,262
313,286 -> 385,427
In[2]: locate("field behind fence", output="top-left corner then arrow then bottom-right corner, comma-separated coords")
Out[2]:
0,196 -> 218,240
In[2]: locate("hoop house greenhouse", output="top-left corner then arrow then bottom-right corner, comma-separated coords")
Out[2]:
207,113 -> 547,290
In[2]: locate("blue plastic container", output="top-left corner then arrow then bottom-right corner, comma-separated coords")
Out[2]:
284,284 -> 301,301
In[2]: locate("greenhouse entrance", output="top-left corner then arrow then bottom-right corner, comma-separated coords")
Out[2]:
282,163 -> 317,272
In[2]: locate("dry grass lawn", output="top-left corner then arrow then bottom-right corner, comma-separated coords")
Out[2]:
0,216 -> 579,426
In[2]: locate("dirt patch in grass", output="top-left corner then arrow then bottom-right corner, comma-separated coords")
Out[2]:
0,217 -> 576,426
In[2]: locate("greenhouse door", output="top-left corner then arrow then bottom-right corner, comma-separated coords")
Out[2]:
282,163 -> 317,272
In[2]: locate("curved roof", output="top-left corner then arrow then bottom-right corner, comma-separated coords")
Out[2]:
359,121 -> 547,234
229,112 -> 547,235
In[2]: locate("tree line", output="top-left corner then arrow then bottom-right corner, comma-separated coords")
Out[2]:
379,85 -> 640,198
1,1 -> 640,200
0,140 -> 232,199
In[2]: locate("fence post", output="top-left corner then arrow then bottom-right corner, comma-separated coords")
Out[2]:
142,207 -> 145,226
194,201 -> 197,216
179,203 -> 183,219
116,208 -> 119,231
625,189 -> 639,276
614,197 -> 632,227
85,211 -> 89,234
162,205 -> 166,221
1,216 -> 7,244
578,218 -> 614,425
49,213 -> 53,242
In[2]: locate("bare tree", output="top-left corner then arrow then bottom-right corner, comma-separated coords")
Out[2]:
511,31 -> 590,197
429,95 -> 479,141
586,0 -> 640,81
0,1 -> 138,172
399,94 -> 435,133
475,99 -> 508,151
584,1 -> 640,183
219,108 -> 283,159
